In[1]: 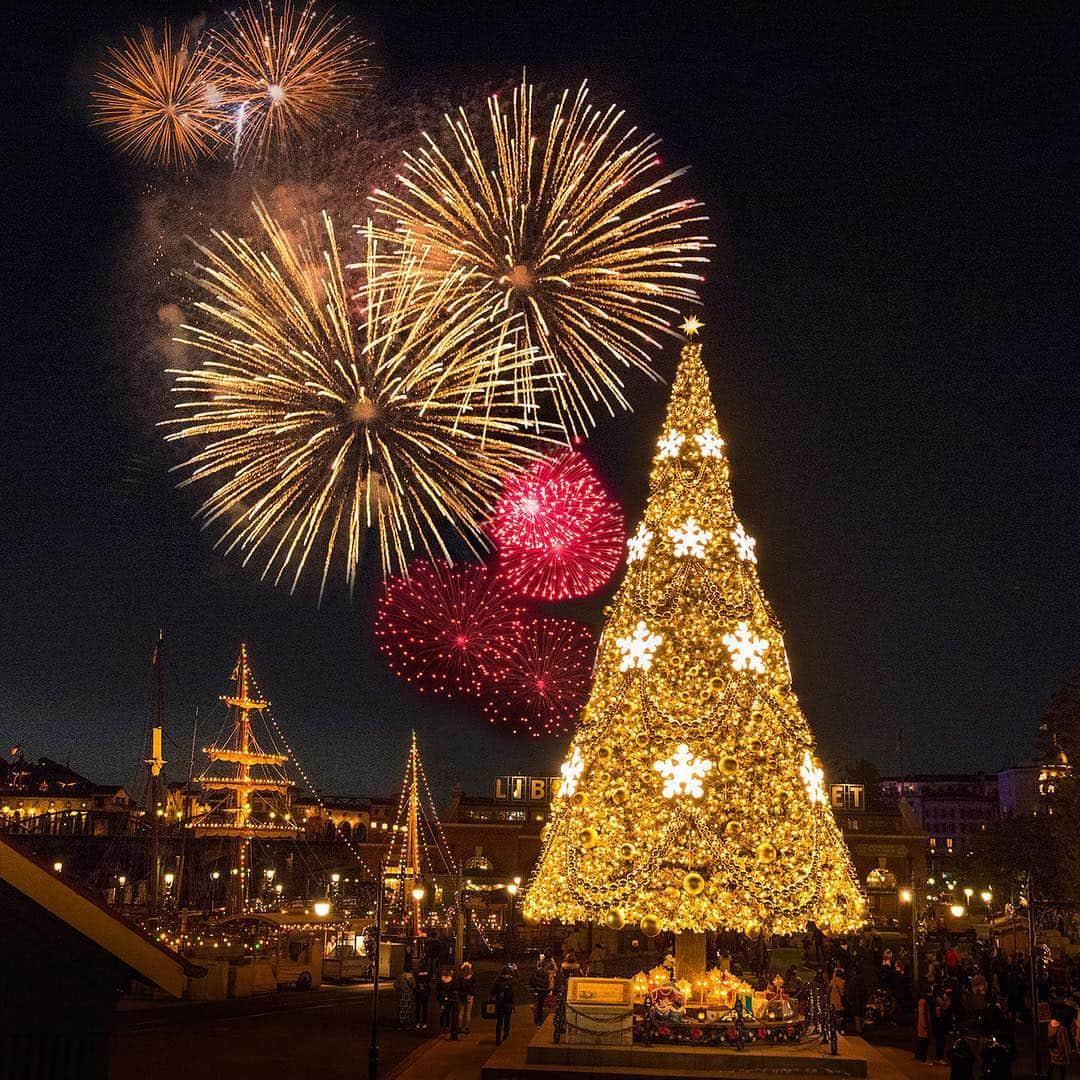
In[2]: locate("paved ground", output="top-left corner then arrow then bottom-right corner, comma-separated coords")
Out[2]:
109,983 -> 422,1080
110,985 -> 1046,1080
390,1009 -> 535,1080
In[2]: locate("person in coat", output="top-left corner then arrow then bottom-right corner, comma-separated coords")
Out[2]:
1047,1017 -> 1071,1080
829,968 -> 848,1032
491,965 -> 516,1046
915,990 -> 931,1062
530,958 -> 553,1026
436,967 -> 460,1039
457,961 -> 476,1035
413,964 -> 431,1030
395,967 -> 417,1030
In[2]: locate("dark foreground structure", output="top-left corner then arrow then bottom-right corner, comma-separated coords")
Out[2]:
0,836 -> 195,1079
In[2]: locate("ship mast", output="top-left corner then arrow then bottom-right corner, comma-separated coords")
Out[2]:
406,733 -> 421,940
194,644 -> 297,914
146,630 -> 167,918
383,732 -> 457,944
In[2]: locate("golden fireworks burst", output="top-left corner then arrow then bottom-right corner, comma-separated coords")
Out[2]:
162,204 -> 548,598
212,1 -> 371,163
91,24 -> 227,168
372,76 -> 711,435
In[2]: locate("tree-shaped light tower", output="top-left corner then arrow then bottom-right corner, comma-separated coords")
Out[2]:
523,329 -> 865,974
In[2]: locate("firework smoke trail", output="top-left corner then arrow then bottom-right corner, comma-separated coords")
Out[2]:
232,100 -> 248,164
161,202 -> 554,599
372,74 -> 712,435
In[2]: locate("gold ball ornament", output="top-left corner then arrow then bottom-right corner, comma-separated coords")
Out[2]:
579,827 -> 599,850
610,787 -> 628,805
619,842 -> 636,861
719,755 -> 739,776
571,791 -> 586,808
683,872 -> 706,895
634,732 -> 650,748
605,908 -> 626,931
756,842 -> 778,864
639,914 -> 661,937
723,820 -> 740,837
596,744 -> 613,762
539,824 -> 551,841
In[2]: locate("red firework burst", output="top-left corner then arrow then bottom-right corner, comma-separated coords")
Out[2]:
375,560 -> 527,698
481,617 -> 596,736
491,449 -> 625,600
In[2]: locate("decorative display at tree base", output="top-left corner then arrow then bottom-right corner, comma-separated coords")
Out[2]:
636,1011 -> 809,1049
523,328 -> 866,935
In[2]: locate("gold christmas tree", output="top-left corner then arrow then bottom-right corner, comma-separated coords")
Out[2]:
523,331 -> 866,938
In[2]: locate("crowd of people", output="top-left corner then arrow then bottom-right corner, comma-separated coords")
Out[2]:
390,934 -> 619,1048
394,959 -> 518,1044
390,924 -> 1080,1076
811,927 -> 1080,1080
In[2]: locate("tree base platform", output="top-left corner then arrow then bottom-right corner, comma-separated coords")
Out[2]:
481,1017 -> 906,1080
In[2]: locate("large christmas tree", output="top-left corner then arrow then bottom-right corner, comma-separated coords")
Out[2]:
523,330 -> 865,944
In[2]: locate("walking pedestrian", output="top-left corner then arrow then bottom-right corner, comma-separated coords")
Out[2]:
1048,1017 -> 1071,1080
531,957 -> 553,1026
915,989 -> 931,1062
931,986 -> 950,1065
457,961 -> 476,1035
436,967 -> 460,1039
829,967 -> 848,1033
395,967 -> 417,1030
491,964 -> 516,1046
414,963 -> 431,1030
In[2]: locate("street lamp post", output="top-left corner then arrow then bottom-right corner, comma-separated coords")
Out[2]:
900,867 -> 919,992
369,872 -> 416,1080
368,874 -> 384,1080
506,878 -> 521,966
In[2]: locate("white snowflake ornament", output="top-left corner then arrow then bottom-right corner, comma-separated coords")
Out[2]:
695,429 -> 725,458
558,746 -> 584,799
654,743 -> 712,799
800,749 -> 827,806
617,621 -> 663,672
731,522 -> 757,563
627,522 -> 654,563
722,621 -> 769,673
656,429 -> 685,459
669,516 -> 712,558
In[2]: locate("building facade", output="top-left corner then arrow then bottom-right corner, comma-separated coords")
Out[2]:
880,773 -> 999,864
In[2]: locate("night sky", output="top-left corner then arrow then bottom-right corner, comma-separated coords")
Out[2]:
6,3 -> 1080,800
